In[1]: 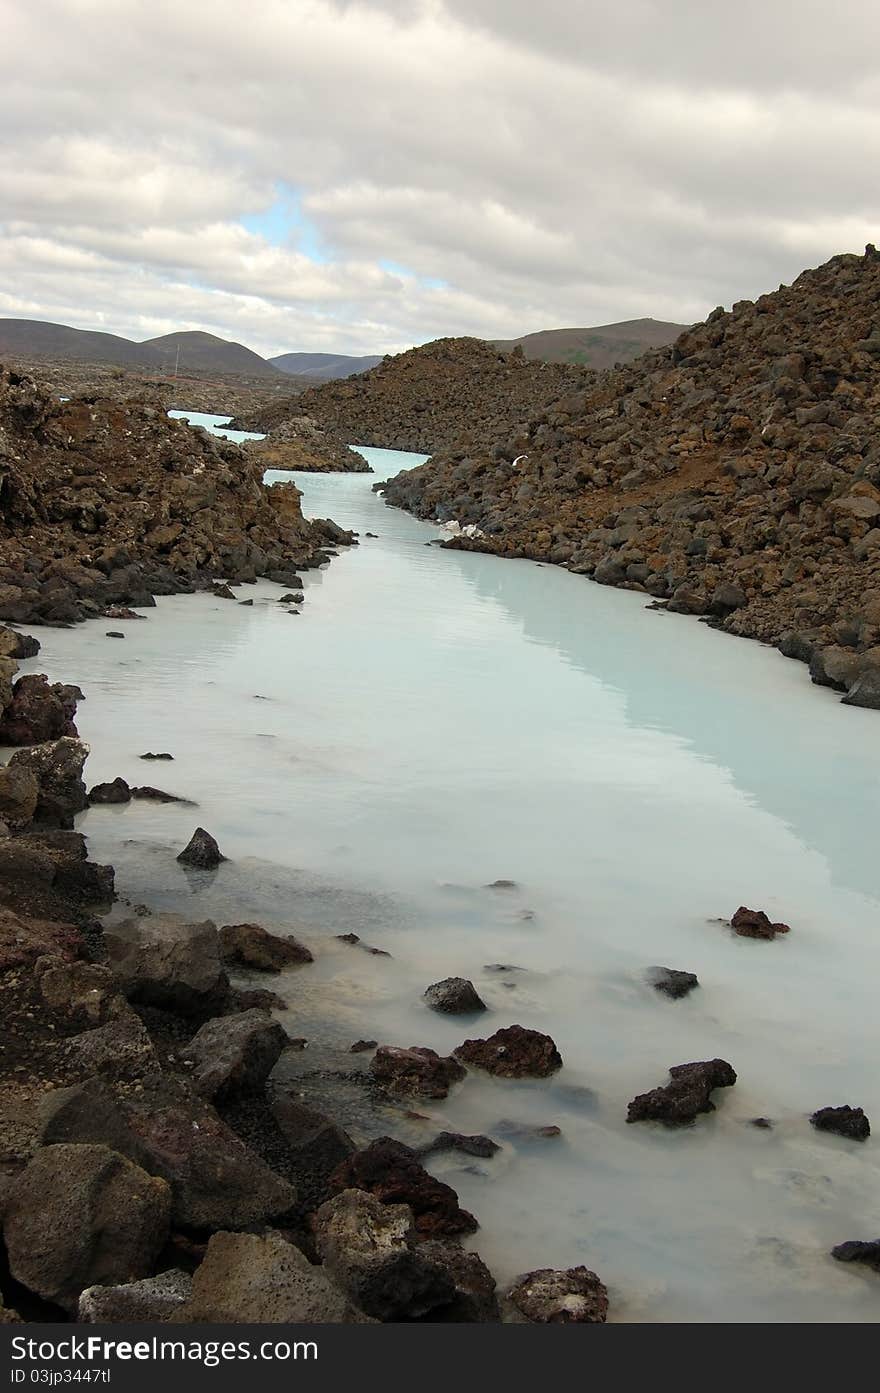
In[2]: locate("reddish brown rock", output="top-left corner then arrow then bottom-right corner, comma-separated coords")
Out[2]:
455,1025 -> 562,1078
730,906 -> 791,939
0,674 -> 79,746
370,1044 -> 466,1099
329,1137 -> 478,1238
219,921 -> 313,971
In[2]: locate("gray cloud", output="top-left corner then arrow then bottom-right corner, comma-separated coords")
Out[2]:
3,0 -> 879,356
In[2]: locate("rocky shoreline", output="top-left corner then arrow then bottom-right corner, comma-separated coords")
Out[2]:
0,642 -> 618,1324
2,653 -> 876,1322
374,249 -> 880,712
231,338 -> 592,454
240,414 -> 373,474
0,368 -> 353,630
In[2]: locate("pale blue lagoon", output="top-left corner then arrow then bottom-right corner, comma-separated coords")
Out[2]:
20,423 -> 880,1322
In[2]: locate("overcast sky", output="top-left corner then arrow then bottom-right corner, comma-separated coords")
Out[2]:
3,0 -> 880,356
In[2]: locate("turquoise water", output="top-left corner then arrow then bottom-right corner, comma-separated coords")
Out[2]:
19,425 -> 880,1322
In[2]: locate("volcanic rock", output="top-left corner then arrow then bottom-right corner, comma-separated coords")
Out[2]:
6,737 -> 88,827
810,1105 -> 870,1141
173,1230 -> 366,1323
120,1075 -> 296,1230
831,1239 -> 880,1272
730,906 -> 791,939
219,921 -> 313,971
177,826 -> 226,868
329,1137 -> 478,1238
0,625 -> 40,659
423,976 -> 487,1014
243,415 -> 372,473
506,1266 -> 609,1323
88,777 -> 131,804
417,1131 -> 500,1160
0,674 -> 79,745
649,966 -> 700,998
0,366 -> 349,626
79,1269 -> 192,1323
315,1189 -> 498,1321
103,912 -> 228,1014
376,249 -> 880,711
2,1143 -> 171,1309
369,1044 -> 466,1099
627,1058 -> 737,1125
455,1025 -> 563,1078
181,1008 -> 288,1100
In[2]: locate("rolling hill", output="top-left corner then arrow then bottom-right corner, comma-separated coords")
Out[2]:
143,330 -> 280,378
270,351 -> 383,379
493,318 -> 689,369
0,319 -> 161,368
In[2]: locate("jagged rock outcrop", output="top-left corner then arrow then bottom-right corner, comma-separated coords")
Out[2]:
237,338 -> 590,453
0,366 -> 352,625
242,415 -> 372,472
378,249 -> 880,709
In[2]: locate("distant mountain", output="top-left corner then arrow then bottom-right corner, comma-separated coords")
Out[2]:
0,319 -> 161,369
492,318 -> 689,370
143,331 -> 279,378
0,319 -> 281,378
270,351 -> 383,380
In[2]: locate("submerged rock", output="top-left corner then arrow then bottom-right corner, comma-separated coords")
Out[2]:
329,1137 -> 478,1238
506,1266 -> 608,1324
139,751 -> 173,760
455,1025 -> 562,1078
627,1059 -> 737,1125
89,777 -> 132,804
831,1239 -> 880,1272
416,1131 -> 500,1160
729,906 -> 791,939
648,966 -> 700,999
176,826 -> 226,868
370,1044 -> 466,1099
219,921 -> 313,971
810,1105 -> 870,1141
423,976 -> 487,1014
130,785 -> 194,804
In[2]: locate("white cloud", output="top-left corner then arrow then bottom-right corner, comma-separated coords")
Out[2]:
2,0 -> 880,356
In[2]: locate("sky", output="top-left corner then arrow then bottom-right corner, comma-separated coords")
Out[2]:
3,0 -> 880,358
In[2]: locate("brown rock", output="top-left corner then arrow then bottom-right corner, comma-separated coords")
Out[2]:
3,1144 -> 171,1309
329,1137 -> 478,1238
627,1058 -> 737,1125
506,1266 -> 608,1323
219,921 -> 313,971
369,1044 -> 466,1099
730,906 -> 791,939
455,1025 -> 563,1078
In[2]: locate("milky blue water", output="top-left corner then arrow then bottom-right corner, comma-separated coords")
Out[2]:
167,408 -> 264,444
18,420 -> 880,1322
